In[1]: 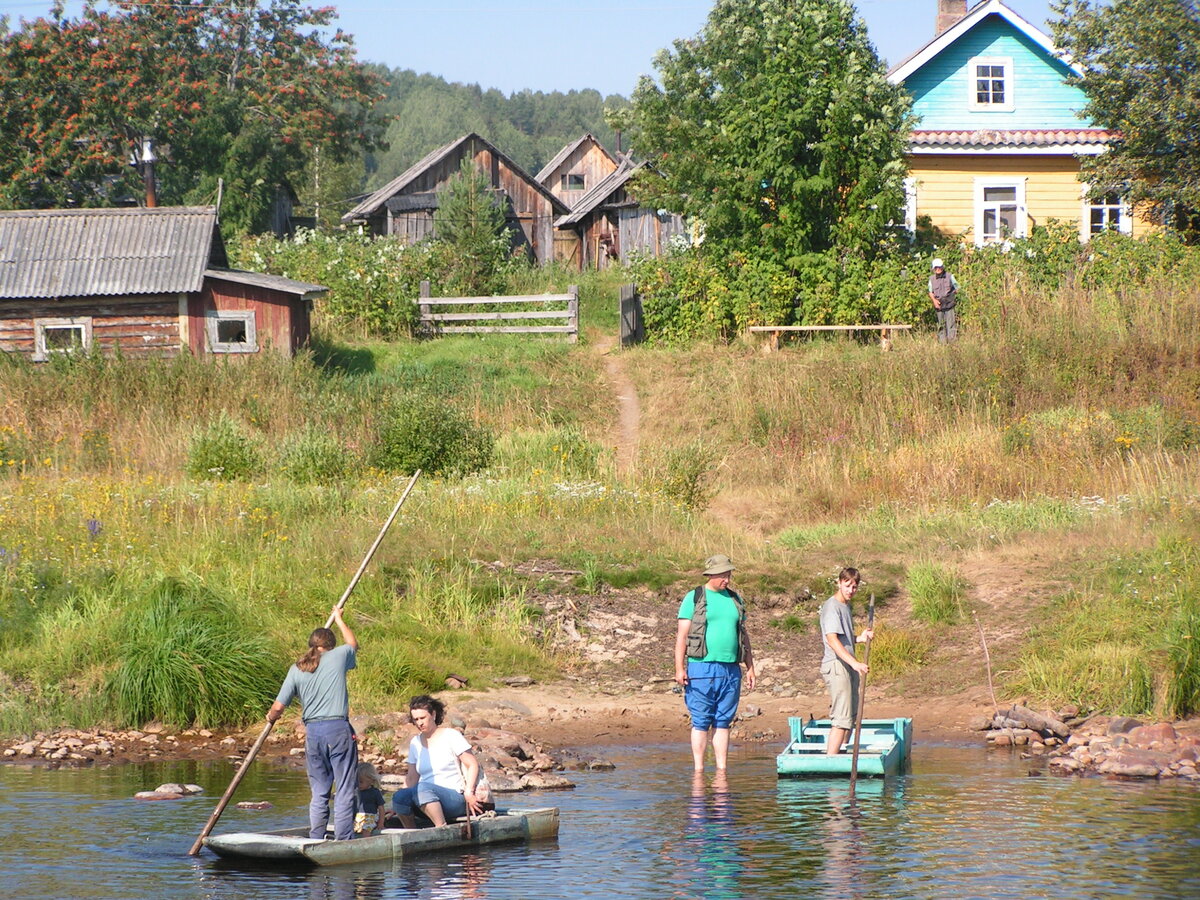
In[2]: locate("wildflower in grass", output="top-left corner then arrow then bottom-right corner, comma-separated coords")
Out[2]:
86,518 -> 102,539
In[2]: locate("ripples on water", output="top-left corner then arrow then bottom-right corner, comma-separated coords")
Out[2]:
1,743 -> 1198,899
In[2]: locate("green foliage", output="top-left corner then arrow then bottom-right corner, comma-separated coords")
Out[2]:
278,426 -> 350,484
1051,0 -> 1200,235
629,0 -> 912,268
434,159 -> 518,295
366,68 -> 624,189
1165,597 -> 1200,718
653,441 -> 716,510
907,562 -> 967,625
372,394 -> 494,477
868,626 -> 934,680
107,577 -> 281,728
0,1 -> 384,232
186,412 -> 263,481
632,250 -> 735,344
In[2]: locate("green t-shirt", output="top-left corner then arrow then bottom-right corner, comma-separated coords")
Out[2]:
678,588 -> 742,663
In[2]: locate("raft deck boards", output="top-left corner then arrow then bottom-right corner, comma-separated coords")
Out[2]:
776,717 -> 912,778
203,806 -> 560,866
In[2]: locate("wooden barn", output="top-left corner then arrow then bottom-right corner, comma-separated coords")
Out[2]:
536,134 -> 619,207
554,160 -> 687,270
342,133 -> 569,265
0,206 -> 325,360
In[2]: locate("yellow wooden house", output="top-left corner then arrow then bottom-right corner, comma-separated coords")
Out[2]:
889,0 -> 1150,245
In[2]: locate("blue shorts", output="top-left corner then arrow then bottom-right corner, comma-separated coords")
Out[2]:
684,660 -> 742,730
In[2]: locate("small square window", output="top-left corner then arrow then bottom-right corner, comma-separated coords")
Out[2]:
1086,192 -> 1130,236
206,310 -> 258,353
968,56 -> 1014,111
562,173 -> 586,191
33,316 -> 92,362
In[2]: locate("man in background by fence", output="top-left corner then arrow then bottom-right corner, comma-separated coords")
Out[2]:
928,258 -> 959,343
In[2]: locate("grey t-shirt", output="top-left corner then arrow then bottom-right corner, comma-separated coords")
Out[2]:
275,643 -> 356,722
819,596 -> 855,666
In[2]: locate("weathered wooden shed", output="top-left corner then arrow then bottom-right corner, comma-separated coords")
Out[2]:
554,160 -> 686,270
341,133 -> 569,265
0,206 -> 325,360
536,134 -> 619,207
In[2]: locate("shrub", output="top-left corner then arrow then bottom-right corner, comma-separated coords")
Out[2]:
186,412 -> 263,481
372,394 -> 493,477
278,426 -> 350,484
107,577 -> 281,728
867,625 -> 933,679
907,562 -> 967,625
653,441 -> 716,510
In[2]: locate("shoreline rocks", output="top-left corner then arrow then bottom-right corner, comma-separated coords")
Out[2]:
981,707 -> 1200,780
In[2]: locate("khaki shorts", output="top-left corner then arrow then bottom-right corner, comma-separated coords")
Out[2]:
820,659 -> 860,730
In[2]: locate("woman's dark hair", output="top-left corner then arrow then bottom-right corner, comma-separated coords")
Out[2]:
297,627 -> 336,673
409,694 -> 445,725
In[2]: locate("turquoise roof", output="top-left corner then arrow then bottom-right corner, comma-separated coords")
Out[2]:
902,13 -> 1089,131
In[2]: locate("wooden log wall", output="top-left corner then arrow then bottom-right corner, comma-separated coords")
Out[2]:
0,295 -> 180,359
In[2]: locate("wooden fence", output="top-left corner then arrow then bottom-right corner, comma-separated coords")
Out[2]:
417,281 -> 578,342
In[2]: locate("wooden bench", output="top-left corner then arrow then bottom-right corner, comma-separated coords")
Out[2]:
747,324 -> 912,351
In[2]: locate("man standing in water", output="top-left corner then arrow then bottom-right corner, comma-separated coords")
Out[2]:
675,554 -> 756,772
820,568 -> 873,755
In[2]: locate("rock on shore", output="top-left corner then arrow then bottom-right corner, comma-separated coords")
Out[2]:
980,706 -> 1200,780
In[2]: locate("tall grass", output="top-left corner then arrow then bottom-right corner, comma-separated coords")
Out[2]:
907,562 -> 968,625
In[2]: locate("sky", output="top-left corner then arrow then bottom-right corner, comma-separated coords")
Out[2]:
0,0 -> 1061,97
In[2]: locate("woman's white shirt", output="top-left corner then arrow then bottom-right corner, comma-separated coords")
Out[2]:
408,728 -> 471,790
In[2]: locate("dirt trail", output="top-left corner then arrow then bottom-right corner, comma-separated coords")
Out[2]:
595,334 -> 640,475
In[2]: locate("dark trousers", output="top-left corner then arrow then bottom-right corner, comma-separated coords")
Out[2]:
305,719 -> 358,840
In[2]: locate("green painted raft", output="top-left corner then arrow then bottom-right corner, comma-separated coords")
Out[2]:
776,717 -> 912,778
202,806 -> 559,866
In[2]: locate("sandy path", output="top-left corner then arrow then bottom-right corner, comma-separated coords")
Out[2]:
595,334 -> 641,475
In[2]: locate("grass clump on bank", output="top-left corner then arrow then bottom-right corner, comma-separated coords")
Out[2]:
907,562 -> 968,625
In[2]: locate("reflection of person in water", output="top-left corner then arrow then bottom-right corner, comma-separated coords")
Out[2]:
308,868 -> 387,900
678,770 -> 743,899
820,787 -> 866,897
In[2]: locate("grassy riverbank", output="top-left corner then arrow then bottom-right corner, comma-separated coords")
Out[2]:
1,264 -> 1198,734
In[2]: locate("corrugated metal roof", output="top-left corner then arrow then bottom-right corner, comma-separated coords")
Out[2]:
0,206 -> 220,300
205,268 -> 327,298
342,133 -> 567,223
910,128 -> 1117,148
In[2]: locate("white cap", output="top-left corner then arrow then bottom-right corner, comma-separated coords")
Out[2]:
931,258 -> 944,269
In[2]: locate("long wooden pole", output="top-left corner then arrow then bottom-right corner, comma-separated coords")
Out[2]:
188,471 -> 421,856
848,595 -> 876,796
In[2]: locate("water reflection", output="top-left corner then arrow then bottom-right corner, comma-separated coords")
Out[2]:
671,771 -> 743,899
1,746 -> 1199,899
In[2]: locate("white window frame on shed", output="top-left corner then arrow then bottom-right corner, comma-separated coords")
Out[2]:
1082,186 -> 1132,239
974,177 -> 1027,246
33,316 -> 92,362
968,56 -> 1015,112
206,309 -> 258,354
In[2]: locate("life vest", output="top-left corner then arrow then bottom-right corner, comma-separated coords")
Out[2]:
684,586 -> 749,664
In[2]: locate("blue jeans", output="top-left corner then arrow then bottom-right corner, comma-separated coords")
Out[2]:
684,660 -> 742,730
305,719 -> 358,840
391,781 -> 467,823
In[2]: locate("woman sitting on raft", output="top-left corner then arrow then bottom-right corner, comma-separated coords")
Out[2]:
390,695 -> 485,827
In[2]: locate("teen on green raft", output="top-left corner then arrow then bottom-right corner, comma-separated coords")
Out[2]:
819,567 -> 874,755
674,555 -> 756,772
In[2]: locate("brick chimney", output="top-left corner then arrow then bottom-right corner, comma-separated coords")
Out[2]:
936,0 -> 968,35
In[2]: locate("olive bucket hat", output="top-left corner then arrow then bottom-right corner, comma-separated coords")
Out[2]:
702,554 -> 735,576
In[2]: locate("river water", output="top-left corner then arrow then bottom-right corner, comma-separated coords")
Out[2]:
2,741 -> 1198,900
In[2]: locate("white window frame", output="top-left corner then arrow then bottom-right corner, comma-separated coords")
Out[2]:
968,56 -> 1015,112
1082,186 -> 1132,239
974,177 -> 1027,246
903,176 -> 918,234
206,309 -> 258,354
33,316 -> 92,362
